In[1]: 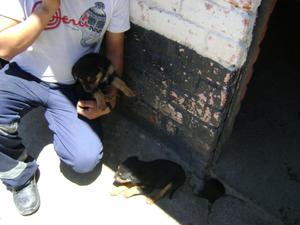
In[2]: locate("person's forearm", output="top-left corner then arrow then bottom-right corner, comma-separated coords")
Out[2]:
0,6 -> 56,60
105,32 -> 125,76
106,50 -> 124,76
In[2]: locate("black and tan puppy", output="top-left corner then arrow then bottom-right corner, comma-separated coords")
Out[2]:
111,156 -> 186,204
72,53 -> 135,109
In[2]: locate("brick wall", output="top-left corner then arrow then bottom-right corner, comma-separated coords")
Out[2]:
129,0 -> 262,70
121,0 -> 264,177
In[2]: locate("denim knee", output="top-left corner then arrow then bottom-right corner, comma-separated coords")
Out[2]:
70,145 -> 103,173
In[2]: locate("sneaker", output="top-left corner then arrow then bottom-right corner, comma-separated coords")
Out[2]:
12,175 -> 40,216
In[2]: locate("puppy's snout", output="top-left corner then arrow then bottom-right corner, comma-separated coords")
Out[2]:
81,79 -> 99,92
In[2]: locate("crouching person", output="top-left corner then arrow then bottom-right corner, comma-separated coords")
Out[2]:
0,0 -> 129,216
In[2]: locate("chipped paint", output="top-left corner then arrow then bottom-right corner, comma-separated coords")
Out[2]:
160,104 -> 183,124
166,120 -> 177,135
213,67 -> 220,75
224,73 -> 232,84
161,89 -> 167,96
197,93 -> 207,108
220,90 -> 228,107
208,92 -> 214,105
201,108 -> 212,123
162,81 -> 168,87
213,112 -> 221,121
224,0 -> 258,11
170,91 -> 178,98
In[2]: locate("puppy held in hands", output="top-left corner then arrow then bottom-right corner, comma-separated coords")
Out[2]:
72,53 -> 135,110
111,156 -> 186,204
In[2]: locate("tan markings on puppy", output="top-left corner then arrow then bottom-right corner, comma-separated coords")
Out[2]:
112,157 -> 186,203
95,71 -> 103,86
146,183 -> 173,204
81,72 -> 103,92
111,77 -> 136,97
93,89 -> 106,109
124,186 -> 144,198
110,185 -> 129,196
106,64 -> 115,76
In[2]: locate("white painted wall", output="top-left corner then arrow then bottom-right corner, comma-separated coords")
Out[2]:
129,0 -> 262,70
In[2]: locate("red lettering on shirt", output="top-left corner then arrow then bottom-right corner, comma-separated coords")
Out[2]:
32,1 -> 88,30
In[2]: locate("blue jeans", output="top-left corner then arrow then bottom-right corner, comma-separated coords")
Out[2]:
0,63 -> 103,189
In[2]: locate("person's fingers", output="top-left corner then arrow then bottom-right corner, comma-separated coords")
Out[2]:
77,100 -> 96,108
77,104 -> 111,120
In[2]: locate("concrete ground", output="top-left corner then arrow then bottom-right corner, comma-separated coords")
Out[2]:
0,107 -> 206,225
0,107 -> 284,225
213,1 -> 300,225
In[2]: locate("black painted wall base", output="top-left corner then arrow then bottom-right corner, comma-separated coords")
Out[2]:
120,24 -> 238,176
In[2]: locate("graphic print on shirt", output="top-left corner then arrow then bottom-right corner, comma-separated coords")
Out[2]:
78,2 -> 107,47
31,1 -> 107,48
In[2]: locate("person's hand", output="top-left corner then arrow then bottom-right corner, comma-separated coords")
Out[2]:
77,100 -> 111,120
38,0 -> 61,16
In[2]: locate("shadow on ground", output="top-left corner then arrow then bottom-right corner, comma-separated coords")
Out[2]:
18,107 -> 209,225
213,1 -> 300,225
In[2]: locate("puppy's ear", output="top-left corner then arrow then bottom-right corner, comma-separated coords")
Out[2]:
71,64 -> 79,79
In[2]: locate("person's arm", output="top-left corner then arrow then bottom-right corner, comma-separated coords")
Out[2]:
105,31 -> 125,109
105,31 -> 125,76
0,0 -> 60,61
76,32 -> 126,119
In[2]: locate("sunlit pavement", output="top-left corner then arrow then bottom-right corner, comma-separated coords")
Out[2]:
0,108 -> 285,225
0,143 -> 182,225
0,108 -> 207,225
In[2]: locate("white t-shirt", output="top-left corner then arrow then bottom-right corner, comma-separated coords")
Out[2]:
0,0 -> 130,84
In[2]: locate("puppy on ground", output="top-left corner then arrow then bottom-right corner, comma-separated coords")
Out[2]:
72,53 -> 135,109
111,156 -> 186,204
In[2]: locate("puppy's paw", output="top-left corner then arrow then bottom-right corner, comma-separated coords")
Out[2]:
145,197 -> 155,205
123,186 -> 143,198
125,89 -> 136,97
110,189 -> 120,196
110,186 -> 127,196
123,190 -> 132,198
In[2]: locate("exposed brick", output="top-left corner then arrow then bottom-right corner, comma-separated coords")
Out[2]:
129,0 -> 261,69
221,0 -> 262,12
124,25 -> 236,128
120,97 -> 220,161
169,91 -> 224,127
125,67 -> 226,128
181,0 -> 256,41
